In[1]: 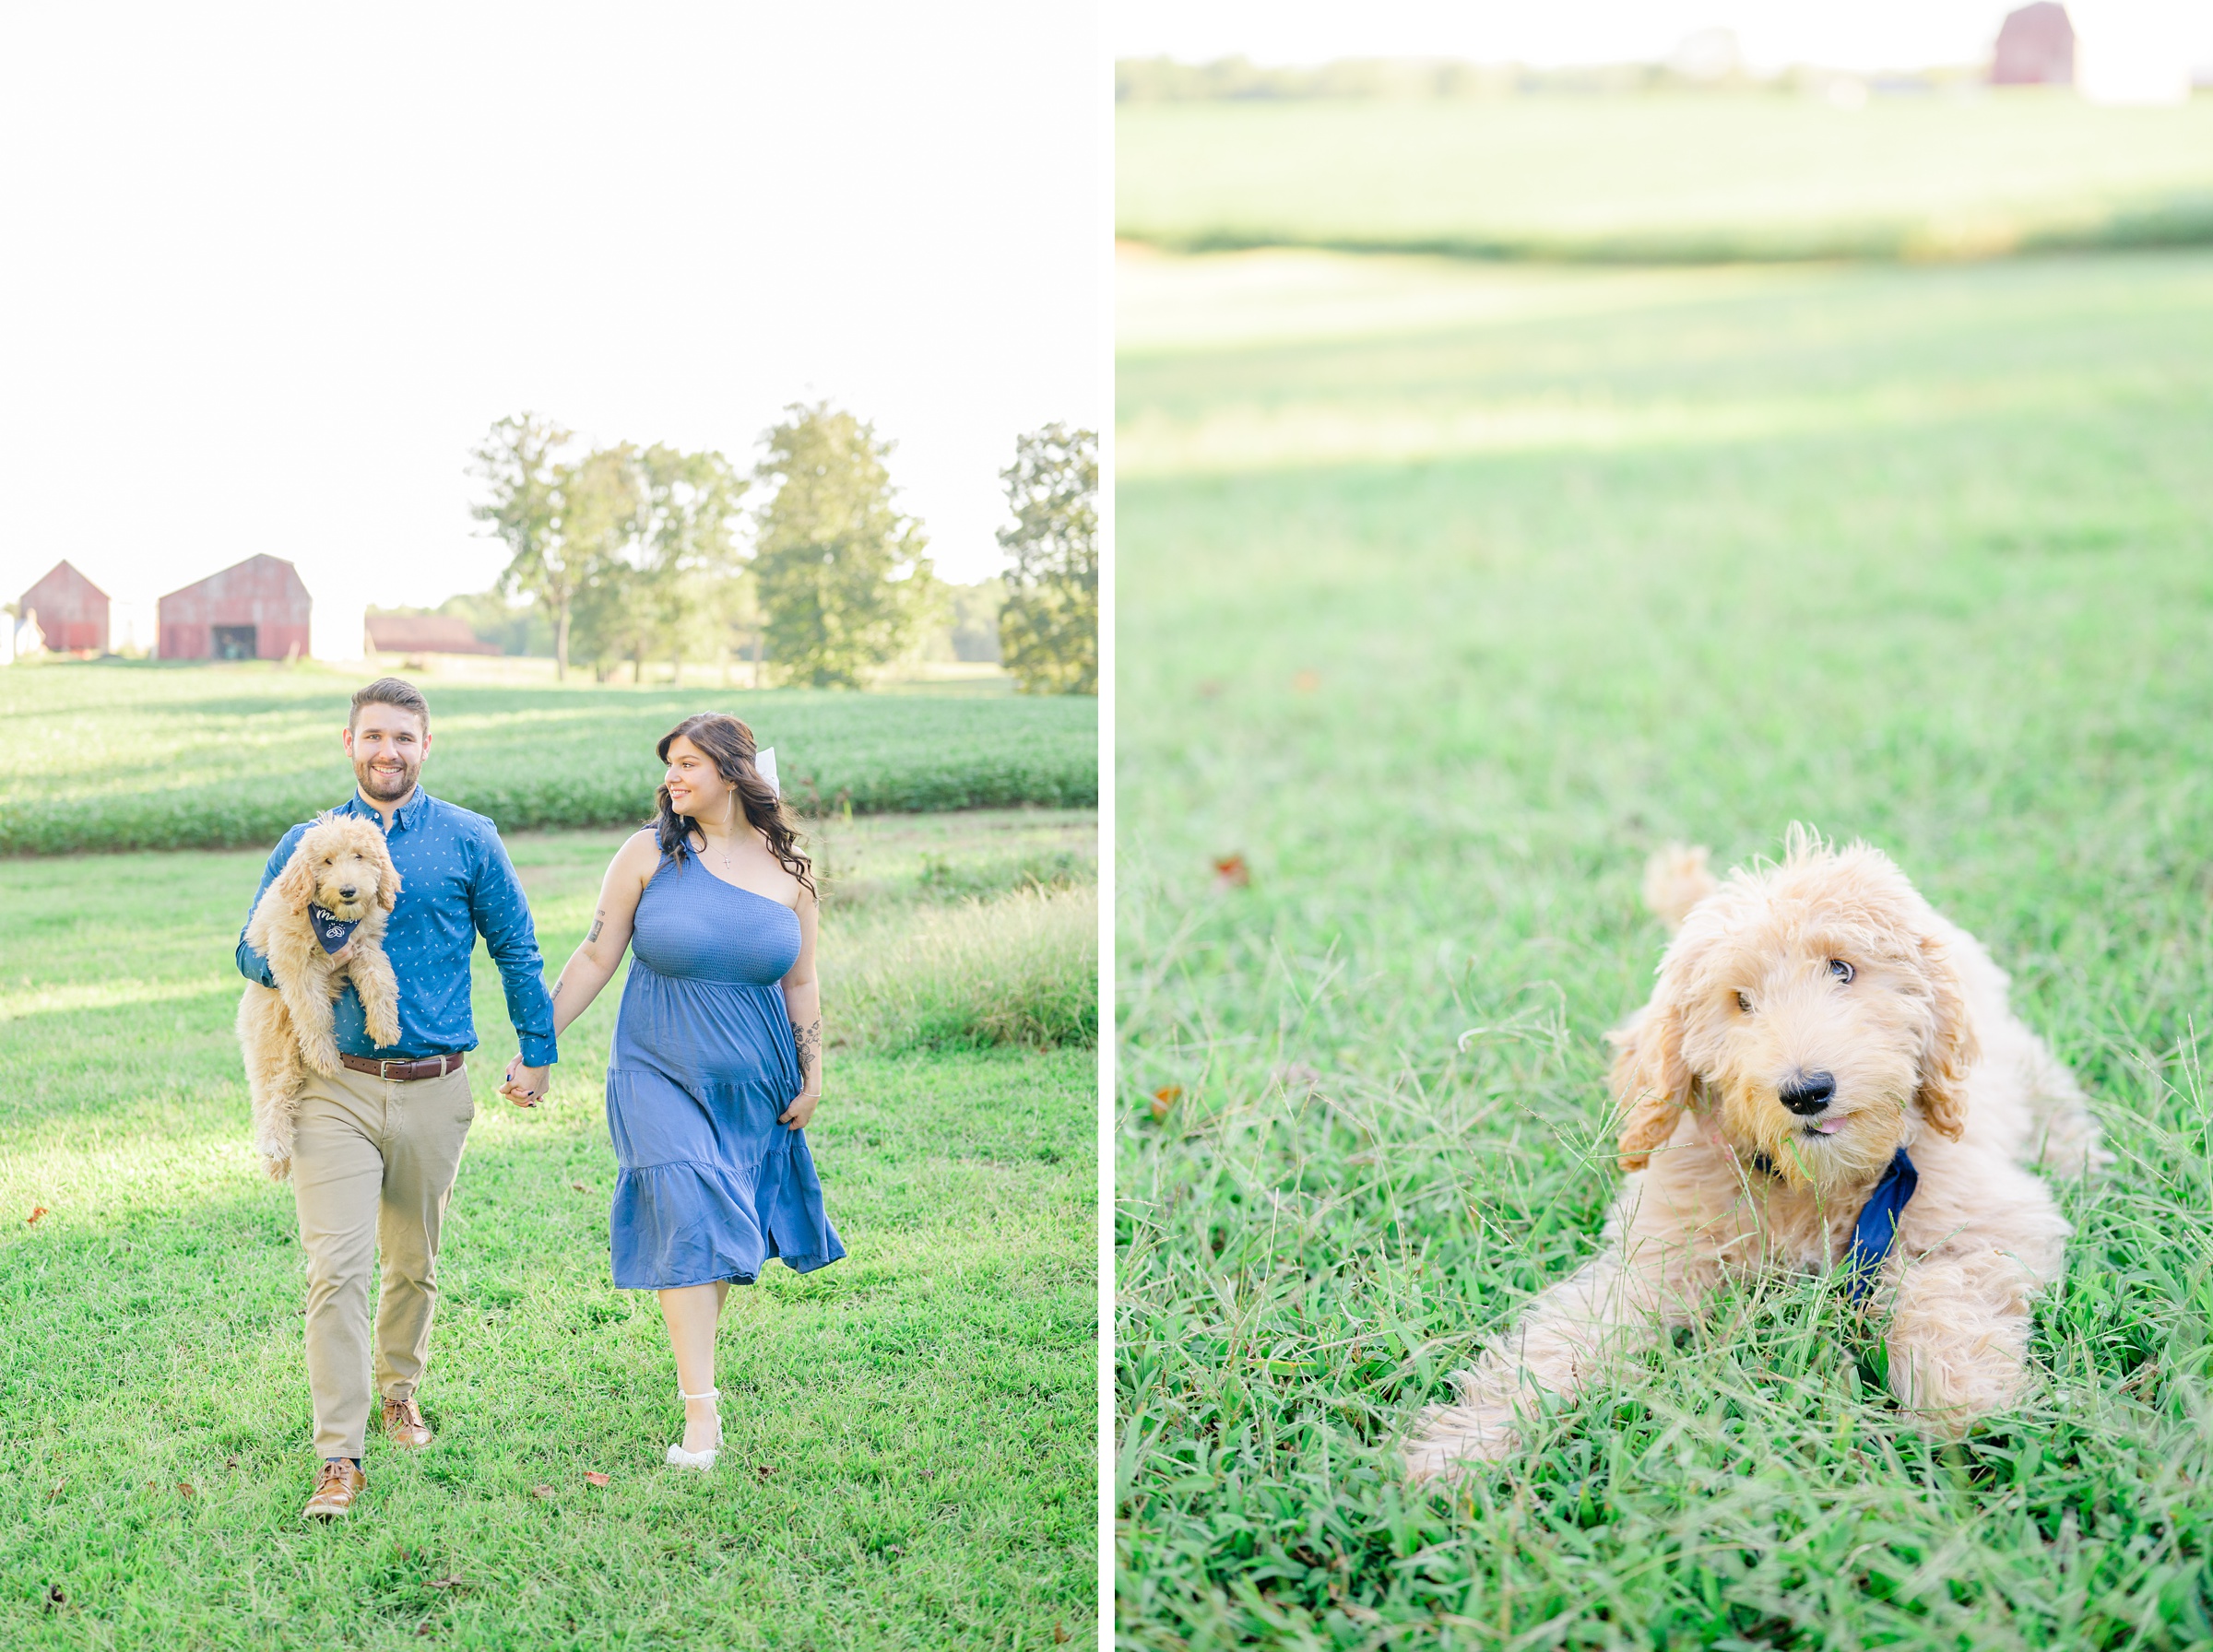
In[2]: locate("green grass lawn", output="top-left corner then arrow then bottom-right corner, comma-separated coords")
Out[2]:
1116,247 -> 2213,1648
0,666 -> 1098,854
1118,95 -> 2213,262
0,811 -> 1097,1650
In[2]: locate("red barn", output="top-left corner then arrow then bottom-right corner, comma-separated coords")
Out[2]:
365,613 -> 502,655
1993,2 -> 2074,85
158,554 -> 313,661
17,560 -> 111,655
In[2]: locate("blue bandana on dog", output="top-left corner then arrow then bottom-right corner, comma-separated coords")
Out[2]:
1845,1147 -> 1919,1304
308,904 -> 361,954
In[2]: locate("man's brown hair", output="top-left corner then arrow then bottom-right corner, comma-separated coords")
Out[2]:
349,677 -> 430,732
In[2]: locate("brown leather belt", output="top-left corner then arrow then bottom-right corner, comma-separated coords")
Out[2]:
338,1053 -> 467,1082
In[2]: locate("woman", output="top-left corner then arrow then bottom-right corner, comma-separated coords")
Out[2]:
505,713 -> 841,1469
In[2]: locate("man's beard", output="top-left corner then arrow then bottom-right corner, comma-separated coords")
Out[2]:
356,757 -> 420,801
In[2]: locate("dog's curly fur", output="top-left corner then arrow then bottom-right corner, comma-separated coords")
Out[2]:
237,813 -> 402,1179
1403,826 -> 2107,1480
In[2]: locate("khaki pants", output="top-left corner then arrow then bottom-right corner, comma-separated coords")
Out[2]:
290,1062 -> 475,1460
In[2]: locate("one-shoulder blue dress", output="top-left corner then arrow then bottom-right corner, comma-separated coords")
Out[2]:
606,852 -> 844,1289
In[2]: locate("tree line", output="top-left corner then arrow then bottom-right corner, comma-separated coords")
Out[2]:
469,404 -> 1095,693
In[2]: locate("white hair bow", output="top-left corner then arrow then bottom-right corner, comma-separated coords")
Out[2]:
753,746 -> 779,797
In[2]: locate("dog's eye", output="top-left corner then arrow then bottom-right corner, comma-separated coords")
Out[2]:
1828,959 -> 1854,984
1734,991 -> 1753,1013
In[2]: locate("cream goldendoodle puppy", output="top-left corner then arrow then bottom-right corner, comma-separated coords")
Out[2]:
237,812 -> 402,1180
1404,827 -> 2105,1480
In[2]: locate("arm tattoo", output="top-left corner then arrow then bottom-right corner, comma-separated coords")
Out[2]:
791,1017 -> 822,1077
586,909 -> 605,944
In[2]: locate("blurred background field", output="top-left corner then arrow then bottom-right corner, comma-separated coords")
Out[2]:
0,807 -> 1096,1648
1118,93 -> 2213,263
1114,123 -> 2213,1652
0,664 -> 1097,855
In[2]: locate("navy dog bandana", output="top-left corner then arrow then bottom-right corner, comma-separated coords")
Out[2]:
308,904 -> 361,954
1845,1147 -> 1919,1304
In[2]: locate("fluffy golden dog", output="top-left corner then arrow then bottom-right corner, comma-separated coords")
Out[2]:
1404,827 -> 2105,1479
237,813 -> 402,1179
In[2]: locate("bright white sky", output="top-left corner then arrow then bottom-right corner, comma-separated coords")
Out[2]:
0,2 -> 1099,647
1113,0 -> 2213,77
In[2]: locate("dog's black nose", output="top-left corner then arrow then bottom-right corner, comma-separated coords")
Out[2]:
1780,1071 -> 1837,1115
338,886 -> 358,900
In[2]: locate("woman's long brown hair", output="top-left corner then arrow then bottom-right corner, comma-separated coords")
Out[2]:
651,714 -> 814,896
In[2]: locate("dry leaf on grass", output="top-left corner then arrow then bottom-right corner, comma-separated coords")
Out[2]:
531,1484 -> 553,1499
177,1482 -> 195,1497
583,1470 -> 610,1488
1150,1085 -> 1181,1121
27,1206 -> 48,1226
1212,855 -> 1249,891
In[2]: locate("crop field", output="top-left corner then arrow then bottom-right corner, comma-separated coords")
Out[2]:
1118,94 -> 2213,263
1116,246 -> 2213,1648
0,667 -> 1097,855
0,809 -> 1096,1649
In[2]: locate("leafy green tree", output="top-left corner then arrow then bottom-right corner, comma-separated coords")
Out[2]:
751,403 -> 938,689
559,443 -> 648,682
997,424 -> 1097,695
636,444 -> 747,687
470,414 -> 579,678
711,565 -> 768,688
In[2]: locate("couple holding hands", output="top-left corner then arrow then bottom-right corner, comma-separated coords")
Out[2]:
237,678 -> 842,1521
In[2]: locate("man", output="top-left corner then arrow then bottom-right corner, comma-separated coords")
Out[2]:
237,677 -> 554,1521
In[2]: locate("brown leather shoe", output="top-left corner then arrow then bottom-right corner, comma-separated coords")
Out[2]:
302,1457 -> 365,1521
382,1395 -> 433,1448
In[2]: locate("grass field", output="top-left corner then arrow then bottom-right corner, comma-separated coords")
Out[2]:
0,666 -> 1098,855
1117,95 -> 2213,263
0,809 -> 1096,1650
1116,245 -> 2213,1648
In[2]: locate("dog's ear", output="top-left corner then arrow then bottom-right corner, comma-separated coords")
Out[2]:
375,848 -> 402,913
1913,934 -> 1976,1142
274,838 -> 320,912
1607,989 -> 1693,1173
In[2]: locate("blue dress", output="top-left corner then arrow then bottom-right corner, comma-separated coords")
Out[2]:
606,852 -> 844,1289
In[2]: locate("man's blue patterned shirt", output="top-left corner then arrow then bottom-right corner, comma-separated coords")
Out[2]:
235,788 -> 557,1067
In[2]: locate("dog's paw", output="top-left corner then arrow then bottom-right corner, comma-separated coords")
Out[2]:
263,1154 -> 292,1183
303,1040 -> 342,1077
365,1009 -> 400,1047
1401,1400 -> 1519,1481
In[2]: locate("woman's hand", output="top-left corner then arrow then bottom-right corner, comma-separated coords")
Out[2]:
500,1054 -> 548,1107
778,1091 -> 819,1131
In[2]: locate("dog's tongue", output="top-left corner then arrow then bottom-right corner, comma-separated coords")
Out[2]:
1814,1119 -> 1844,1135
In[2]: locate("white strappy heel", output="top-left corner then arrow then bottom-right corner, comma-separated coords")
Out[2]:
666,1386 -> 723,1469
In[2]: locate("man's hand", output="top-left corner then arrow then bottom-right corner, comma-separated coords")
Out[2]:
501,1056 -> 550,1107
778,1091 -> 820,1131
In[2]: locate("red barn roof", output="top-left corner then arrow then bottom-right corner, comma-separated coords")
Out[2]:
18,560 -> 111,655
158,554 -> 313,661
366,613 -> 502,655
